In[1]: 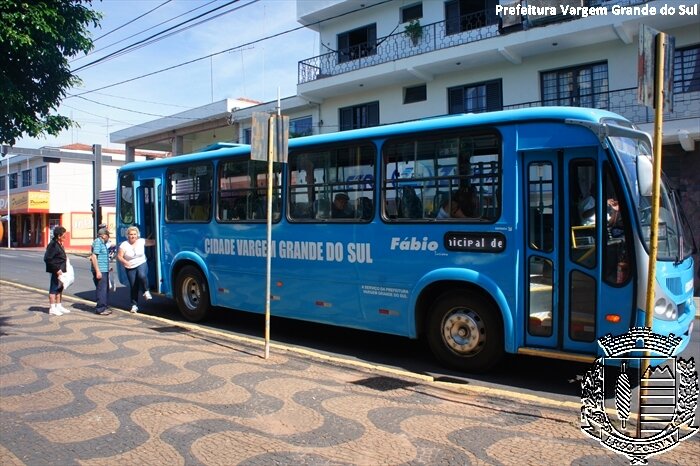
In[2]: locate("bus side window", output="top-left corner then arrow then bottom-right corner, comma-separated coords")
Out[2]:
570,160 -> 597,269
382,132 -> 501,223
603,165 -> 629,285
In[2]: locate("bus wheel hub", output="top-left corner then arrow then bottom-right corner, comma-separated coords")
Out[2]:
442,310 -> 483,354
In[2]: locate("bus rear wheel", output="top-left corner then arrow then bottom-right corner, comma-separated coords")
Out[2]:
175,265 -> 211,322
427,292 -> 503,372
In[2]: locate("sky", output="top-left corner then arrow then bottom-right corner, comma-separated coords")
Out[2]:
16,0 -> 318,150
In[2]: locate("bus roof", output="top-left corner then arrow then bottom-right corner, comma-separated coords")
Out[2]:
118,106 -> 629,172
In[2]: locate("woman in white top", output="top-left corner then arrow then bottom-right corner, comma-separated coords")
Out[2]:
117,226 -> 155,313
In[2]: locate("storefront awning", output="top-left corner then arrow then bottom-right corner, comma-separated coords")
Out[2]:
0,191 -> 50,214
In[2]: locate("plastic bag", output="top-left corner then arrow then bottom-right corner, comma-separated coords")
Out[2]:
59,258 -> 75,289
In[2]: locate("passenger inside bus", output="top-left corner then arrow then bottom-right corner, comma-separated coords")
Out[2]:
189,198 -> 210,220
436,188 -> 480,219
399,187 -> 422,218
248,193 -> 264,219
168,200 -> 184,221
437,192 -> 466,219
459,186 -> 481,218
331,193 -> 354,218
230,197 -> 247,220
607,197 -> 623,237
355,197 -> 373,220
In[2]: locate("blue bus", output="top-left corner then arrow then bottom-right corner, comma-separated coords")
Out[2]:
116,107 -> 695,372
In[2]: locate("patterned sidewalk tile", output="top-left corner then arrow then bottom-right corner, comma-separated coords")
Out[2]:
1,283 -> 697,465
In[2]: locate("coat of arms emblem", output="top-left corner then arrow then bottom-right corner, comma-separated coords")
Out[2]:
581,327 -> 698,464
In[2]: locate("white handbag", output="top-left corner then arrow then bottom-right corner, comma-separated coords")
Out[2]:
59,258 -> 75,289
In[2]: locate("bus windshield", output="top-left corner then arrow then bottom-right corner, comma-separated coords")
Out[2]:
609,135 -> 688,262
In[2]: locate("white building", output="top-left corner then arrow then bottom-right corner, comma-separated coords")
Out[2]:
0,144 -> 163,251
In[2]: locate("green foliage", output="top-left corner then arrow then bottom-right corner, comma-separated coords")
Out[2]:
0,0 -> 101,145
404,19 -> 422,45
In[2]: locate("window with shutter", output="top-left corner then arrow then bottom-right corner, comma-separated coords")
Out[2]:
339,102 -> 380,131
447,80 -> 502,114
445,0 -> 498,36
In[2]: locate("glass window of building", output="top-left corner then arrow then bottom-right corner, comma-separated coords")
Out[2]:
339,102 -> 379,131
35,165 -> 47,184
22,169 -> 31,187
541,62 -> 609,108
448,80 -> 502,114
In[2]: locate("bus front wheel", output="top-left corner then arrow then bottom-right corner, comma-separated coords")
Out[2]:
175,265 -> 211,322
427,292 -> 503,372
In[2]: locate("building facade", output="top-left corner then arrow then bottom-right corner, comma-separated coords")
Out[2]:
0,145 -> 162,251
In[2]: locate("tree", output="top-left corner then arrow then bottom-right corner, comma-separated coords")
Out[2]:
0,0 -> 101,145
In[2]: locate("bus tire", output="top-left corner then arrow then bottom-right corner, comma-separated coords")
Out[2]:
427,292 -> 503,372
175,265 -> 211,322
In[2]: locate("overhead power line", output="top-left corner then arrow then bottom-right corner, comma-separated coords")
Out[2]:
72,95 -> 197,119
90,91 -> 192,109
73,0 -> 219,63
60,103 -> 138,127
71,0 -> 392,97
73,0 -> 247,72
92,0 -> 172,43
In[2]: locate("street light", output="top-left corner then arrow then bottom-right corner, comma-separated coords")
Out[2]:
1,145 -> 9,249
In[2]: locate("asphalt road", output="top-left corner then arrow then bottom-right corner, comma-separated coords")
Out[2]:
2,247 -> 697,406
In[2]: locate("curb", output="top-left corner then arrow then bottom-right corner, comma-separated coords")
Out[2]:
1,279 -> 583,411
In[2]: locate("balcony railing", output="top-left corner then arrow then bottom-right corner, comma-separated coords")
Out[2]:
298,10 -> 500,84
503,87 -> 700,126
298,0 -> 655,85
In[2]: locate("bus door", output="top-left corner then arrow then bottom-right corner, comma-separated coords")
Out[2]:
523,149 -> 600,355
132,178 -> 162,294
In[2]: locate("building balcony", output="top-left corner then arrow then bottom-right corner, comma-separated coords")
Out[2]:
297,1 -> 693,100
298,9 -> 504,86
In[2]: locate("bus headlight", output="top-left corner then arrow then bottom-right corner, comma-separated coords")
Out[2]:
654,298 -> 678,321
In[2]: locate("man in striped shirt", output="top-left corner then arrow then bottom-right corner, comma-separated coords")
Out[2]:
90,228 -> 112,316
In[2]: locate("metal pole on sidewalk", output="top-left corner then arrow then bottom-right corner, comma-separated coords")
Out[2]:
264,114 -> 274,360
1,145 -> 10,249
262,90 -> 286,360
638,30 -> 667,440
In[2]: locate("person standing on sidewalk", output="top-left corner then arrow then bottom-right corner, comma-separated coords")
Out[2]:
43,226 -> 70,316
90,227 -> 112,316
117,226 -> 155,313
97,223 -> 118,292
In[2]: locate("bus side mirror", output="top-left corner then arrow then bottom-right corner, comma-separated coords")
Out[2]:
637,155 -> 653,197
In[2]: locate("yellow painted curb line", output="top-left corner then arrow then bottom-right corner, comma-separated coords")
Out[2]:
1,279 -> 582,410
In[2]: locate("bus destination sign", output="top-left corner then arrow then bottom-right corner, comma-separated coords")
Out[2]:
444,232 -> 506,253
